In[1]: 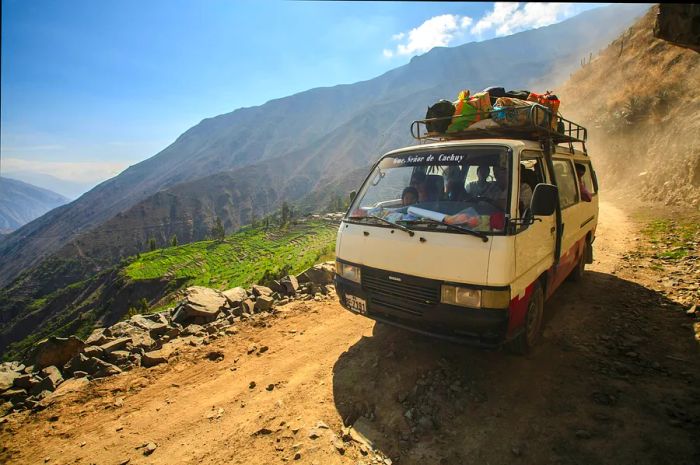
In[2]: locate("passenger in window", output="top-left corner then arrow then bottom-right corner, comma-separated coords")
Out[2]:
401,186 -> 419,206
519,165 -> 534,214
482,166 -> 509,210
445,179 -> 468,201
409,171 -> 429,202
423,175 -> 443,202
466,165 -> 492,196
575,164 -> 593,202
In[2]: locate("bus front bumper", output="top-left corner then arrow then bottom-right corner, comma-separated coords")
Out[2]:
335,275 -> 509,348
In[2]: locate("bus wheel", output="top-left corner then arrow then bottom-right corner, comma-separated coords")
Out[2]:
507,281 -> 544,355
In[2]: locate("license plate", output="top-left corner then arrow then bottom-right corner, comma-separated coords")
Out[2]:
346,294 -> 367,314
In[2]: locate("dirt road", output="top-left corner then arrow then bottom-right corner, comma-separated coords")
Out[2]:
2,201 -> 698,465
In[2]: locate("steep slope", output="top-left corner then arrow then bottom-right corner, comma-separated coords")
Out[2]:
558,5 -> 700,207
0,4 -> 649,287
0,177 -> 69,233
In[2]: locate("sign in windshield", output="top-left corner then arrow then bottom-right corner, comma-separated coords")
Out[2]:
347,147 -> 512,235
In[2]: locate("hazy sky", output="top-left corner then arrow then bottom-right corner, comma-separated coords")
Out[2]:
1,1 -> 605,188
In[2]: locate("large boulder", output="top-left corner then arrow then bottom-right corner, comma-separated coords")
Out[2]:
13,374 -> 40,391
280,275 -> 299,295
0,371 -> 20,392
182,324 -> 206,337
222,287 -> 248,307
106,350 -> 132,367
252,285 -> 273,297
99,337 -> 132,354
1,361 -> 25,372
129,314 -> 169,338
268,280 -> 287,296
172,287 -> 227,324
63,353 -> 89,376
63,354 -> 121,378
31,366 -> 63,394
240,299 -> 255,315
85,328 -> 109,346
0,389 -> 27,406
32,336 -> 85,370
106,322 -> 155,350
82,345 -> 105,358
254,295 -> 274,312
87,358 -> 122,378
298,262 -> 335,286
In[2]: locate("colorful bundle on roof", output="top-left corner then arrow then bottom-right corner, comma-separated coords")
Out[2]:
424,87 -> 562,134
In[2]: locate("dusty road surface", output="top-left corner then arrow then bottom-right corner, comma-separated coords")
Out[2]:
2,201 -> 699,465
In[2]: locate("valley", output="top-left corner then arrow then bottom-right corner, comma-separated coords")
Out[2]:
0,218 -> 339,360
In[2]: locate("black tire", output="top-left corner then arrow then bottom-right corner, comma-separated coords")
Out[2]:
507,281 -> 544,355
568,240 -> 588,282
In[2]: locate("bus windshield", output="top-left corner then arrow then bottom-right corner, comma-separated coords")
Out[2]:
346,147 -> 512,234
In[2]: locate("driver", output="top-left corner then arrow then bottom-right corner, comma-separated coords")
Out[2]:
466,165 -> 492,196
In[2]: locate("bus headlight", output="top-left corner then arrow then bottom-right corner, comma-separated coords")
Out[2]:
441,285 -> 510,309
336,261 -> 361,284
441,285 -> 480,308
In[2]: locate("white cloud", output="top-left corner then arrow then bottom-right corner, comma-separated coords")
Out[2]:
471,2 -> 576,38
2,157 -> 129,183
388,14 -> 474,57
385,3 -> 581,58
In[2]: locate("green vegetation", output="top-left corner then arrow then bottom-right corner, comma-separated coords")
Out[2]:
2,217 -> 338,362
125,220 -> 337,291
643,219 -> 699,260
211,217 -> 226,242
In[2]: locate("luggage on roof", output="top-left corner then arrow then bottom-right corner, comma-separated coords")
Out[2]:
413,86 -> 586,146
425,100 -> 455,133
447,90 -> 493,133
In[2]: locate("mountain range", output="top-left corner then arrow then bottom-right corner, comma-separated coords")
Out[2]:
0,4 -> 651,354
0,177 -> 69,234
1,171 -> 96,200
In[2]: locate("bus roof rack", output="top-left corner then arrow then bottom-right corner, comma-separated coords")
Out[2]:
410,103 -> 588,153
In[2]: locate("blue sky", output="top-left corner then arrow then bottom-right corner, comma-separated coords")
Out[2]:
1,1 -> 605,189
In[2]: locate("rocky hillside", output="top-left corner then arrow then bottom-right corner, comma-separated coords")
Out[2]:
0,216 -> 340,358
0,4 -> 649,289
0,261 -> 338,415
558,5 -> 700,208
0,177 -> 69,233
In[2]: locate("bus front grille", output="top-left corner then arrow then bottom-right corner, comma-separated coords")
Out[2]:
362,268 -> 440,317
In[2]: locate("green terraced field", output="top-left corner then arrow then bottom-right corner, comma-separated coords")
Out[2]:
125,220 -> 338,290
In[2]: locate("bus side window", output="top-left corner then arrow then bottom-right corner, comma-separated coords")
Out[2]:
519,155 -> 546,217
578,162 -> 597,196
553,160 -> 579,208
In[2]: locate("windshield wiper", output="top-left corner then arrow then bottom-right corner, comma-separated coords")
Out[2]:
399,217 -> 489,242
351,214 -> 415,236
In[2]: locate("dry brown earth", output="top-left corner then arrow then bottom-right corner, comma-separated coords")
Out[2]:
1,200 -> 698,465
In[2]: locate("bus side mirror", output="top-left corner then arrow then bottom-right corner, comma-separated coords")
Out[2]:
349,191 -> 357,203
530,184 -> 558,216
